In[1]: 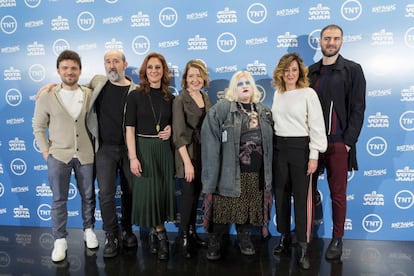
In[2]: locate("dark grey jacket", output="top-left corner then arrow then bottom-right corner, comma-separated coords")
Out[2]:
201,99 -> 273,197
172,90 -> 212,178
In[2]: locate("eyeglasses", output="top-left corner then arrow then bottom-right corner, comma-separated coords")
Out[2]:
237,81 -> 251,87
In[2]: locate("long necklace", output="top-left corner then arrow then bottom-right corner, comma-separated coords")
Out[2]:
148,93 -> 162,133
238,102 -> 259,128
237,102 -> 255,115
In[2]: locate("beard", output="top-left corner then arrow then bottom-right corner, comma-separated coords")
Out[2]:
321,46 -> 340,58
107,70 -> 124,82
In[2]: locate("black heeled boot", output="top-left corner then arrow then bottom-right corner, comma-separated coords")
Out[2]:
297,242 -> 310,270
149,228 -> 158,254
206,233 -> 221,261
181,231 -> 192,259
189,225 -> 207,247
156,230 -> 169,260
273,233 -> 291,255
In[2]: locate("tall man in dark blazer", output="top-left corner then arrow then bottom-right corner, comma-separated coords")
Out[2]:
308,24 -> 366,261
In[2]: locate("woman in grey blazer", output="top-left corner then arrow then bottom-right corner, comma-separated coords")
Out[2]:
172,59 -> 212,258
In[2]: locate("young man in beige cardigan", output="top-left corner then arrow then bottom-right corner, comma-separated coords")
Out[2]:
33,50 -> 98,262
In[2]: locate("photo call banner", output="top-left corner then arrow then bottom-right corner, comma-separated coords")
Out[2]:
1,0 -> 413,241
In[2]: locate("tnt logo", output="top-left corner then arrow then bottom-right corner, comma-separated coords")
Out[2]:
52,39 -> 70,56
68,182 -> 78,200
404,27 -> 414,48
10,158 -> 27,176
159,7 -> 178,28
28,64 -> 46,82
0,183 -> 4,197
5,88 -> 22,107
217,32 -> 237,53
247,3 -> 267,24
341,0 -> 362,21
33,139 -> 41,153
394,190 -> 414,209
256,84 -> 266,102
366,136 -> 387,157
1,15 -> 17,34
39,232 -> 54,250
131,35 -> 150,55
77,11 -> 95,31
24,0 -> 41,8
0,251 -> 11,267
308,29 -> 321,50
360,247 -> 381,263
362,214 -> 382,233
37,204 -> 51,221
399,110 -> 414,131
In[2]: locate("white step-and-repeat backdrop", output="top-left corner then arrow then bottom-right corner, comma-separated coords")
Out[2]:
1,0 -> 413,241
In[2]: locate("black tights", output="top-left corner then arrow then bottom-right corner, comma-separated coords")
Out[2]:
179,178 -> 202,232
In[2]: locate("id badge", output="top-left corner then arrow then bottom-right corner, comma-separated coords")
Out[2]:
222,130 -> 227,142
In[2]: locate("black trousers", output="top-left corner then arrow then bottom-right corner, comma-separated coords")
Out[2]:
95,144 -> 133,233
273,136 -> 310,243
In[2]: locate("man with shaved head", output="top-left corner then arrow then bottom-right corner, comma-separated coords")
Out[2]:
86,50 -> 139,257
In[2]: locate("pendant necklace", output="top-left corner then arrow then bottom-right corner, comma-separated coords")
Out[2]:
238,102 -> 255,115
148,93 -> 162,133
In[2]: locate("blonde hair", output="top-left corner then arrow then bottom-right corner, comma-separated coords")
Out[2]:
224,70 -> 261,103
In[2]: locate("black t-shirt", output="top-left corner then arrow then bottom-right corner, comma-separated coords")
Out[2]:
238,103 -> 263,173
125,87 -> 173,135
96,81 -> 129,145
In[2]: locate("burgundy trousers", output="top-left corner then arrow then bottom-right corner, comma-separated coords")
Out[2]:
312,142 -> 349,238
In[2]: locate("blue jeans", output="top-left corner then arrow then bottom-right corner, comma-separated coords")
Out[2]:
47,155 -> 95,239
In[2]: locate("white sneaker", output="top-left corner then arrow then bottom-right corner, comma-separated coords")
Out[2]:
51,238 -> 67,262
84,228 -> 99,249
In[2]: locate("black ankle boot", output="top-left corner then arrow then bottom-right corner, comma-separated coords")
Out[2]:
206,233 -> 221,261
273,234 -> 291,255
297,242 -> 310,270
156,230 -> 169,260
181,231 -> 192,259
237,231 -> 255,256
149,229 -> 158,254
189,225 -> 207,247
325,237 -> 342,260
103,232 -> 119,258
